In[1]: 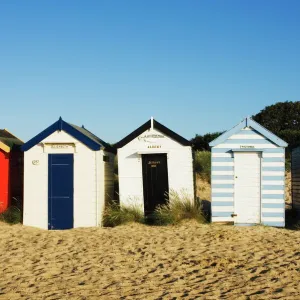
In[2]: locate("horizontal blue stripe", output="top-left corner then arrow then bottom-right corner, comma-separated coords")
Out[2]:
262,167 -> 285,172
212,148 -> 284,153
212,175 -> 234,180
262,176 -> 285,181
211,157 -> 233,162
262,194 -> 284,199
212,184 -> 234,189
212,201 -> 234,206
262,185 -> 284,190
211,166 -> 234,171
262,203 -> 284,208
262,212 -> 285,218
212,193 -> 234,197
262,157 -> 284,162
212,212 -> 233,217
224,139 -> 272,144
262,221 -> 285,227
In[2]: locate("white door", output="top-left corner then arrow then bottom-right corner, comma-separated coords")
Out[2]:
234,152 -> 261,224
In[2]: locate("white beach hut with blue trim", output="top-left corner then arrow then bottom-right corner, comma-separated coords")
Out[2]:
209,117 -> 287,227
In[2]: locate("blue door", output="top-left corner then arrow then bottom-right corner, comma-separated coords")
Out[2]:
48,154 -> 74,230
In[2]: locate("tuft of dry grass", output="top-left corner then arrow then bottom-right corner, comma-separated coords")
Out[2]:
154,190 -> 207,225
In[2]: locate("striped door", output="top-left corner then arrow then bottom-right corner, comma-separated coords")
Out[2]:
234,152 -> 261,224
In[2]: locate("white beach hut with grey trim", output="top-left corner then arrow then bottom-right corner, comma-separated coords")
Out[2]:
209,117 -> 287,227
116,118 -> 194,215
22,117 -> 115,230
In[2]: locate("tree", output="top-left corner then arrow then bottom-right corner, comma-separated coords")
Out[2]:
190,132 -> 223,151
252,101 -> 300,154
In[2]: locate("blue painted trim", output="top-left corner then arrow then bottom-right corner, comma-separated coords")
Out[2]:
262,194 -> 284,199
262,203 -> 284,208
209,119 -> 246,147
212,193 -> 234,197
212,212 -> 233,217
211,166 -> 234,171
262,185 -> 284,190
247,118 -> 288,147
22,118 -> 101,151
223,139 -> 272,144
211,175 -> 234,180
212,184 -> 234,189
263,157 -> 284,162
262,221 -> 285,227
209,117 -> 288,148
262,176 -> 285,181
262,167 -> 285,172
212,201 -> 234,206
211,157 -> 233,162
262,212 -> 285,218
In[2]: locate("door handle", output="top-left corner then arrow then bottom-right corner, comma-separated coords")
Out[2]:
231,214 -> 237,217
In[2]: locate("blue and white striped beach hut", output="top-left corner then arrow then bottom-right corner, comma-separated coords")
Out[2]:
209,117 -> 287,227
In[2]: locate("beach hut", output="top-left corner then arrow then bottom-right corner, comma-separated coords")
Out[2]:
0,130 -> 23,213
292,147 -> 300,211
22,117 -> 115,230
115,117 -> 194,214
209,117 -> 287,227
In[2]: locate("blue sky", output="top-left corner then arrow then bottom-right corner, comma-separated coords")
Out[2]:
0,1 -> 299,143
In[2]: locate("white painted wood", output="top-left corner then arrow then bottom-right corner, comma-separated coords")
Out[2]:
262,171 -> 285,176
211,216 -> 233,222
211,197 -> 234,202
23,130 -> 115,230
211,153 -> 233,158
234,152 -> 261,224
118,127 -> 194,210
211,206 -> 234,212
211,162 -> 234,166
262,190 -> 284,195
261,208 -> 284,213
215,144 -> 277,149
213,188 -> 234,193
212,171 -> 234,176
228,134 -> 265,140
262,199 -> 285,204
212,180 -> 234,184
262,181 -> 284,185
262,162 -> 284,167
263,153 -> 284,158
261,217 -> 284,222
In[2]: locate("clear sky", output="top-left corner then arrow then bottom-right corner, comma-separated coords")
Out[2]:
0,0 -> 299,143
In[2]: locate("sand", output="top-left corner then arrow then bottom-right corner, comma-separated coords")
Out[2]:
1,221 -> 300,300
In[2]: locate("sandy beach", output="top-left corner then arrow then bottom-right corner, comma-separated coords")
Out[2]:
0,221 -> 300,299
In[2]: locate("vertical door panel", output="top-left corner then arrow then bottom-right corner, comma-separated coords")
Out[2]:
48,154 -> 74,229
142,154 -> 169,214
234,152 -> 261,224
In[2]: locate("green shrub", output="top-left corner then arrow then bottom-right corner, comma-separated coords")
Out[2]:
153,190 -> 207,225
103,201 -> 144,227
194,151 -> 211,182
0,206 -> 22,224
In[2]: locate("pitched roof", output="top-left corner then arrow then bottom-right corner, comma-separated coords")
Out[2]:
209,117 -> 288,147
0,129 -> 23,152
115,118 -> 191,148
21,117 -> 116,153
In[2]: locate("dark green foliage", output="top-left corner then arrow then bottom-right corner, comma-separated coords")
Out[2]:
194,151 -> 211,182
103,201 -> 144,227
190,132 -> 223,151
0,206 -> 22,224
153,190 -> 208,225
253,101 -> 300,155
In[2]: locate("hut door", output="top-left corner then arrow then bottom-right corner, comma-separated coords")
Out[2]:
48,154 -> 74,230
234,152 -> 261,224
142,154 -> 169,214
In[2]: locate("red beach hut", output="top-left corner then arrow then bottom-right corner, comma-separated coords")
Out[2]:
0,129 -> 23,213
